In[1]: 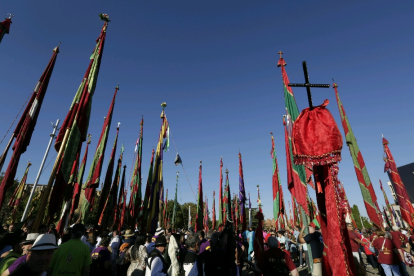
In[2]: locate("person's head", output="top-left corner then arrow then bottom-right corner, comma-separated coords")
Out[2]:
308,225 -> 316,234
26,234 -> 57,275
315,226 -> 320,231
206,230 -> 214,241
249,227 -> 252,231
186,233 -> 200,252
294,225 -> 300,231
38,225 -> 47,234
267,236 -> 279,249
135,234 -> 146,247
112,230 -> 118,237
197,230 -> 205,240
277,231 -> 284,237
8,223 -> 15,233
23,227 -> 29,233
363,232 -> 370,238
155,227 -> 165,237
22,233 -> 40,255
100,237 -> 111,248
376,230 -> 386,237
11,235 -> 24,255
346,223 -> 354,231
72,224 -> 86,239
155,236 -> 167,254
385,227 -> 391,232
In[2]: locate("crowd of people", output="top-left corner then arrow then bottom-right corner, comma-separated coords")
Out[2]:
346,223 -> 414,276
0,221 -> 413,276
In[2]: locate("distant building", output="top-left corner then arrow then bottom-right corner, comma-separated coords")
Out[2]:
387,162 -> 414,204
24,183 -> 46,193
385,162 -> 414,228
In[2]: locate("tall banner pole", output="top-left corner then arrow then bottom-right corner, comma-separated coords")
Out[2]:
21,119 -> 59,222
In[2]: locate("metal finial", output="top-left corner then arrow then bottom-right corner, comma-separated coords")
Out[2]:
53,42 -> 61,53
225,168 -> 229,174
161,102 -> 167,109
381,133 -> 383,138
270,132 -> 273,135
117,122 -> 121,127
123,165 -> 127,169
278,50 -> 283,59
7,13 -> 14,19
116,83 -> 119,90
200,160 -> 202,164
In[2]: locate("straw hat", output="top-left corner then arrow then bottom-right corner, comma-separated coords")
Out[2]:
30,234 -> 58,251
124,230 -> 134,237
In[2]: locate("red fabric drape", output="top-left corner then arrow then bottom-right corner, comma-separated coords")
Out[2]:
293,100 -> 355,276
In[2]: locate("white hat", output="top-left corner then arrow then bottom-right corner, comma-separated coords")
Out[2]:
30,234 -> 58,251
155,227 -> 164,236
392,226 -> 400,232
23,233 -> 40,245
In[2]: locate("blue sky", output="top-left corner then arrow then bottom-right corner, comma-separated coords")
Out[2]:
1,1 -> 414,221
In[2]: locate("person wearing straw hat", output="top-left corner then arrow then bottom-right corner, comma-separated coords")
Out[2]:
47,224 -> 92,276
9,234 -> 57,276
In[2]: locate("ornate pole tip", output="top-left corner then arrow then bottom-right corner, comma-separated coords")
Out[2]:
270,132 -> 273,135
200,160 -> 202,164
278,50 -> 283,59
333,83 -> 338,88
117,122 -> 121,128
226,168 -> 229,174
116,83 -> 119,90
7,13 -> 14,19
99,13 -> 111,22
53,42 -> 61,53
27,161 -> 32,167
123,165 -> 127,169
161,102 -> 167,109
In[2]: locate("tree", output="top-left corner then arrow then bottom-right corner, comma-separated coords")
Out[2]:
181,202 -> 197,230
351,204 -> 372,230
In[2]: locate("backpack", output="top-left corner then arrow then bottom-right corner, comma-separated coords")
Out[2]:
204,249 -> 232,276
90,251 -> 109,276
146,249 -> 168,274
263,250 -> 289,276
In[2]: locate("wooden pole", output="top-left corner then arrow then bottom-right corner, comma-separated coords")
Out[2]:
0,135 -> 15,173
31,128 -> 70,232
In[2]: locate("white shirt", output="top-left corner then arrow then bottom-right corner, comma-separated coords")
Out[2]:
277,236 -> 286,244
81,235 -> 88,245
96,236 -> 102,247
110,235 -> 120,259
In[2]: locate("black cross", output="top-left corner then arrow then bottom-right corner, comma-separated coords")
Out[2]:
288,61 -> 330,110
